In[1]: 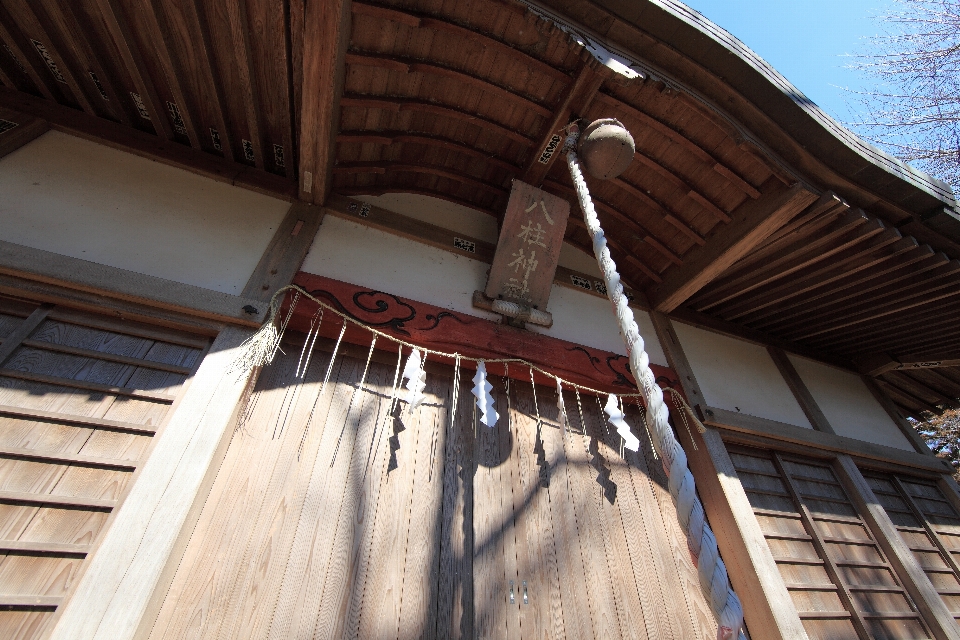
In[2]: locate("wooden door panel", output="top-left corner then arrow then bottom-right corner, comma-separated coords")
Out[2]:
150,339 -> 717,640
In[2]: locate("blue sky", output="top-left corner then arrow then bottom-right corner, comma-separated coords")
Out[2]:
680,0 -> 894,122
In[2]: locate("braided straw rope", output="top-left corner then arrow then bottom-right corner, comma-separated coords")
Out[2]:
564,128 -> 745,640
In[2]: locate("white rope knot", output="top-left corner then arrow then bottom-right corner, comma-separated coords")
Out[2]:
564,142 -> 746,640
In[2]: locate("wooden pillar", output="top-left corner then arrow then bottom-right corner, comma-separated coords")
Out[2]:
46,326 -> 257,640
650,312 -> 809,640
833,455 -> 960,640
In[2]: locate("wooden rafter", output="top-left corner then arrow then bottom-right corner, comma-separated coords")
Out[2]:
340,95 -> 535,146
139,0 -> 201,147
0,12 -> 55,101
0,87 -> 296,200
37,0 -> 131,125
648,179 -> 818,313
93,0 -> 174,139
543,179 -> 682,266
595,91 -> 762,200
750,247 -> 944,329
720,235 -> 917,322
345,51 -> 554,118
336,131 -> 521,172
699,212 -> 883,313
350,1 -> 573,84
611,175 -> 709,245
300,0 -> 348,203
4,0 -> 96,115
332,161 -> 508,197
631,149 -> 729,223
225,0 -> 264,166
162,0 -> 235,158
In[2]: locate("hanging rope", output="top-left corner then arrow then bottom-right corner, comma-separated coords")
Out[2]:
564,124 -> 746,640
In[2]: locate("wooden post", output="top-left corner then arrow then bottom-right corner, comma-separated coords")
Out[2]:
650,312 -> 809,640
833,455 -> 960,640
46,326 -> 257,640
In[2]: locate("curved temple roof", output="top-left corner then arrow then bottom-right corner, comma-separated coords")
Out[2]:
0,0 -> 958,418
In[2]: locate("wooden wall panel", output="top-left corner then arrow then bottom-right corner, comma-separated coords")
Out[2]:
147,338 -> 718,639
729,445 -> 934,639
0,293 -> 208,639
864,471 -> 960,623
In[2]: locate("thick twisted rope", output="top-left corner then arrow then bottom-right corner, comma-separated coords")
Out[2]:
565,128 -> 745,640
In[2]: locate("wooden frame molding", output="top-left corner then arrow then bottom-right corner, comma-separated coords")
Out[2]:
47,326 -> 257,640
0,240 -> 266,327
705,405 -> 951,475
648,179 -> 818,312
833,456 -> 960,640
650,311 -> 808,639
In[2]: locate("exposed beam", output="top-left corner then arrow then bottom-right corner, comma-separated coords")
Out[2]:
336,131 -> 521,172
610,175 -> 706,245
350,1 -> 572,84
299,0 -> 352,203
340,95 -> 535,146
0,109 -> 48,159
225,0 -> 264,166
767,346 -> 835,433
0,89 -> 296,200
631,149 -> 728,224
4,0 -> 97,114
522,60 -> 607,185
242,202 -> 325,302
648,179 -> 818,312
754,247 -> 945,330
93,0 -> 174,139
345,51 -> 553,118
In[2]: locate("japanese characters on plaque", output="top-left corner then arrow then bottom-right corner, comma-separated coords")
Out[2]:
484,180 -> 570,310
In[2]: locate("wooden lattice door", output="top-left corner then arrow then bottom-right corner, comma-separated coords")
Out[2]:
0,294 -> 209,639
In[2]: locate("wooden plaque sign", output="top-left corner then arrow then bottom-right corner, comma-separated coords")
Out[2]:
485,180 -> 570,310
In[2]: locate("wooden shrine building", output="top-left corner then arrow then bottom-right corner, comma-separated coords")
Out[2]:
3,0 -> 960,638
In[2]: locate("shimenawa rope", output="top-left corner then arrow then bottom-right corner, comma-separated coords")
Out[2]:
563,122 -> 745,640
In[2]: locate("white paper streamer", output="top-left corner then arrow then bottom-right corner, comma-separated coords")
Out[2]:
471,361 -> 498,427
401,349 -> 427,413
604,393 -> 640,452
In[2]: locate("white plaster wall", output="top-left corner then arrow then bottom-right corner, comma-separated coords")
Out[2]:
673,321 -> 812,428
0,130 -> 289,294
300,215 -> 666,362
788,354 -> 913,450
